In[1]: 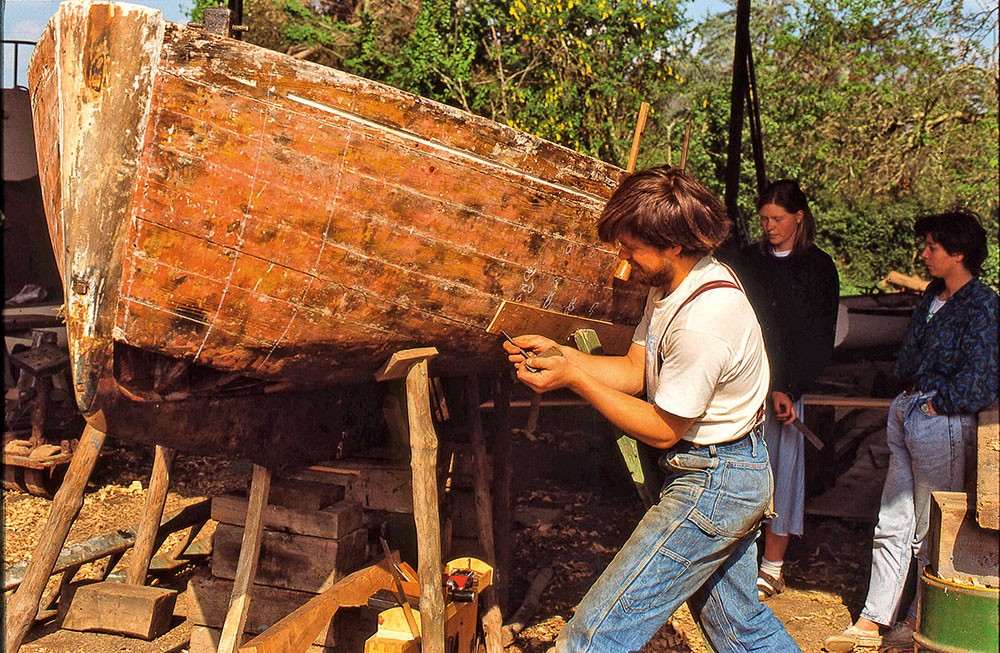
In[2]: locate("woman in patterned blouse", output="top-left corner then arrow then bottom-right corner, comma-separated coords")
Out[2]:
825,210 -> 999,652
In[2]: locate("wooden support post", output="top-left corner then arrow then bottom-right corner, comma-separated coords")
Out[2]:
491,372 -> 514,612
467,378 -> 503,653
5,423 -> 106,653
218,464 -> 272,653
376,347 -> 445,653
126,445 -> 176,586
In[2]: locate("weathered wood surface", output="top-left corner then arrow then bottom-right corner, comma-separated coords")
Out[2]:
212,494 -> 363,539
284,460 -> 414,514
212,524 -> 368,593
5,424 -> 106,653
59,581 -> 177,640
928,492 -> 999,587
26,0 -> 645,464
977,401 -> 999,531
186,574 -> 340,647
219,464 -> 272,653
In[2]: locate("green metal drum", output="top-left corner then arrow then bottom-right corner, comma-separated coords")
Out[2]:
915,572 -> 999,653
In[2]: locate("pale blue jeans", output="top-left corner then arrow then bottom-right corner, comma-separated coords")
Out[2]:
860,390 -> 975,626
554,427 -> 800,652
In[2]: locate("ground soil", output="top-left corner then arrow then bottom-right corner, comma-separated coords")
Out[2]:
4,409 -> 881,653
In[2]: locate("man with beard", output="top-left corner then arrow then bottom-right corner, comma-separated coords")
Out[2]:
504,166 -> 799,652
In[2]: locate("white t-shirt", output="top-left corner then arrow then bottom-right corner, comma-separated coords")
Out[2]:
632,256 -> 770,445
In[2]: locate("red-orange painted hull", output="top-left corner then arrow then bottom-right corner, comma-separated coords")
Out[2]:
28,1 -> 643,464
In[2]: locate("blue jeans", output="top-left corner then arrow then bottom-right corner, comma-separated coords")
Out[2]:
861,390 -> 975,626
555,428 -> 800,652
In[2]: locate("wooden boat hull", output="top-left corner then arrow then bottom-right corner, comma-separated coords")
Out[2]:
27,1 -> 643,464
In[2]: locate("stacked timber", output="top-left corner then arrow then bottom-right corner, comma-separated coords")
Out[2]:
186,478 -> 367,651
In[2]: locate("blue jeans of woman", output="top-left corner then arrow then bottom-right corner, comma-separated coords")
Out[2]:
554,428 -> 799,652
860,390 -> 975,626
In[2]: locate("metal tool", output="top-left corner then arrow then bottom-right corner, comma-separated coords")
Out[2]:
500,330 -> 541,372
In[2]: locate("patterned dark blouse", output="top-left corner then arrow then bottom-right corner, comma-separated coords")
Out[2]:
893,277 -> 999,415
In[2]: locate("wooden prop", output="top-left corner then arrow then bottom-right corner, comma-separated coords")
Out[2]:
127,445 -> 177,585
490,373 -> 514,611
467,380 -> 503,653
487,301 -> 634,357
5,423 -> 107,653
376,348 -> 446,653
59,445 -> 180,639
680,123 -> 692,171
218,464 -> 272,653
614,101 -> 651,283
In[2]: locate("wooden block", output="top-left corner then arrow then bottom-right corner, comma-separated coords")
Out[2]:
929,492 -> 999,587
977,401 -> 999,531
286,460 -> 413,514
59,581 -> 177,639
186,573 -> 338,645
212,525 -> 368,593
212,494 -> 363,539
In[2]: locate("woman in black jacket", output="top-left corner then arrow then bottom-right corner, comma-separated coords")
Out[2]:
736,180 -> 839,600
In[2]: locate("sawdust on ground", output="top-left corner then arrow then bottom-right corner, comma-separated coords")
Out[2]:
4,420 -> 876,653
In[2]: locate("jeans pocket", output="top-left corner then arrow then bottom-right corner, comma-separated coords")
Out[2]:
689,461 -> 768,538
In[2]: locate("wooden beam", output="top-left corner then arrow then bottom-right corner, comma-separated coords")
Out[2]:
218,464 -> 272,653
467,379 -> 503,653
238,558 -> 396,653
5,423 -> 106,653
377,348 -> 446,653
126,445 -> 176,586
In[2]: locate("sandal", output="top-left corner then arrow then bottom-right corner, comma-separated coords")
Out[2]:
823,624 -> 882,652
756,570 -> 784,600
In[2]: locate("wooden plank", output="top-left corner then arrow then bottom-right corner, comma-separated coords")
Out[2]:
212,525 -> 368,593
802,394 -> 893,409
218,464 -> 272,653
5,424 -> 106,653
211,495 -> 362,539
487,300 -> 635,356
59,581 -> 177,640
186,574 -> 339,646
976,401 -> 999,531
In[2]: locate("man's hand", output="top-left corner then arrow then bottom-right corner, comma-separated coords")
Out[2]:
771,390 -> 797,424
501,334 -> 570,391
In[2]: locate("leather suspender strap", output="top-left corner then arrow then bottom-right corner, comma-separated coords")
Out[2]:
655,279 -> 743,373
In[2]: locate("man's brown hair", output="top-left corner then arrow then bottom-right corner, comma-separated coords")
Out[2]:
597,166 -> 732,256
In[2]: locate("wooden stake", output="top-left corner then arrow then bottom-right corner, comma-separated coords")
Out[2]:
626,102 -> 650,173
680,123 -> 692,171
377,348 -> 446,653
125,445 -> 176,586
467,379 -> 503,653
5,423 -> 106,653
218,464 -> 272,653
491,373 -> 514,612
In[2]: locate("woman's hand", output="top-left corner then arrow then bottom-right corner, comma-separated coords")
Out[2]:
772,390 -> 797,424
